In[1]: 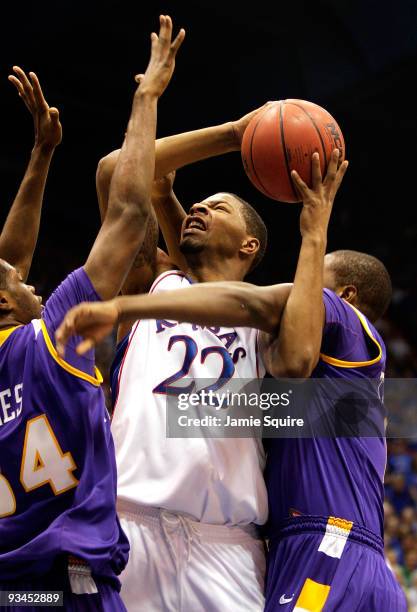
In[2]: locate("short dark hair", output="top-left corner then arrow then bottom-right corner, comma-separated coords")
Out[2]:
328,250 -> 392,322
227,193 -> 268,272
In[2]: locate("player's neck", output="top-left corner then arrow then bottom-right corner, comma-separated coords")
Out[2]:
0,315 -> 21,331
185,259 -> 245,283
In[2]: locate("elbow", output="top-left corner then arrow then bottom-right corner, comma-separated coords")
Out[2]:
96,151 -> 118,188
270,349 -> 319,379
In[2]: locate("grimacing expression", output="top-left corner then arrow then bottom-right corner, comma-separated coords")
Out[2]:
0,262 -> 42,323
179,193 -> 249,258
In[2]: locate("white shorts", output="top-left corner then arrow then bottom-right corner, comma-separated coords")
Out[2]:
117,501 -> 265,612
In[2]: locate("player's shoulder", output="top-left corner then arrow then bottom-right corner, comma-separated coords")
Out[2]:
150,267 -> 191,294
0,322 -> 35,350
45,268 -> 99,308
322,288 -> 358,326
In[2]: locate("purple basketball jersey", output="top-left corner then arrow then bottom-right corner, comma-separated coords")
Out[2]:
265,289 -> 387,538
0,268 -> 128,583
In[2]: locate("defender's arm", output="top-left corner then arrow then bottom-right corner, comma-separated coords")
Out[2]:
0,68 -> 61,281
84,16 -> 185,301
56,281 -> 292,356
261,150 -> 349,378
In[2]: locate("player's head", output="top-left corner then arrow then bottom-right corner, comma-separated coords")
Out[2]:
0,259 -> 42,324
323,250 -> 392,322
179,192 -> 267,276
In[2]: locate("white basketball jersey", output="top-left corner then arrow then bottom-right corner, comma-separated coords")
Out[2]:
111,271 -> 267,525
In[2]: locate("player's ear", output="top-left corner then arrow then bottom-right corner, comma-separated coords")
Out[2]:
338,285 -> 357,304
240,237 -> 260,258
0,291 -> 13,313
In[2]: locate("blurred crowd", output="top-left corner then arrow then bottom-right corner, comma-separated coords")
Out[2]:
385,445 -> 417,609
377,284 -> 417,609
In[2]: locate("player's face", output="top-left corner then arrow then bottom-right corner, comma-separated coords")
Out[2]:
0,262 -> 43,323
180,193 -> 248,259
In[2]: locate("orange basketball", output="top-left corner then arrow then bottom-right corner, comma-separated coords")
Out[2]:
241,100 -> 345,203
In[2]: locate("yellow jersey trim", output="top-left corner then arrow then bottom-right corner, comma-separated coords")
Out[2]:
0,325 -> 23,347
320,300 -> 382,369
40,320 -> 103,386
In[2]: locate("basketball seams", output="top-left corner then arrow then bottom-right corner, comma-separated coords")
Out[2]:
247,108 -> 276,198
241,99 -> 344,203
289,101 -> 329,168
280,102 -> 299,201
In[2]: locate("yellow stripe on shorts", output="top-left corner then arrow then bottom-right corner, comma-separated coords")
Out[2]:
294,578 -> 331,611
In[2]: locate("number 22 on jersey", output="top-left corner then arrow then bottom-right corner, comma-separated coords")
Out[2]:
0,414 -> 78,518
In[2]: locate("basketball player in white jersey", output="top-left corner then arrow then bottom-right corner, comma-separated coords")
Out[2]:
90,44 -> 347,607
58,147 -> 348,611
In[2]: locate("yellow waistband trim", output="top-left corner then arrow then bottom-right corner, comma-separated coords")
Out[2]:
320,301 -> 382,369
40,320 -> 103,387
327,516 -> 353,533
0,325 -> 23,347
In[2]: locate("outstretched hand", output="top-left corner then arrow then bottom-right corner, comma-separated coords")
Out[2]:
232,101 -> 276,146
291,149 -> 349,240
9,66 -> 62,150
134,15 -> 185,98
55,301 -> 120,358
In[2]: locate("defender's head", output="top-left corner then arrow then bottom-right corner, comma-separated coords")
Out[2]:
179,192 -> 267,276
0,259 -> 42,325
323,250 -> 392,323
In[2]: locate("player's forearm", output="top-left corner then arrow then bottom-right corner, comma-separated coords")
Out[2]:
114,282 -> 278,333
270,235 -> 326,377
107,91 -> 157,219
152,190 -> 187,269
154,122 -> 238,177
97,122 -> 238,207
0,144 -> 55,281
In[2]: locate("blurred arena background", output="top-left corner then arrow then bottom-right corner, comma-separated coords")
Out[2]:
1,0 -> 417,606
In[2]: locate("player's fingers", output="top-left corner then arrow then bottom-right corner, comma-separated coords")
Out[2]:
134,73 -> 144,84
150,31 -> 159,54
323,148 -> 339,187
12,66 -> 33,94
157,14 -> 168,42
161,15 -> 172,41
76,337 -> 95,356
49,107 -> 60,124
311,152 -> 322,189
29,72 -> 49,111
291,170 -> 309,198
157,15 -> 173,53
170,28 -> 185,55
331,160 -> 349,196
8,74 -> 25,95
8,76 -> 33,112
55,318 -> 75,357
10,68 -> 36,111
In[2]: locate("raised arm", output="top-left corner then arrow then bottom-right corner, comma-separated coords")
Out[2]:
260,150 -> 349,378
0,68 -> 61,280
150,172 -> 187,270
95,104 -> 273,278
84,15 -> 185,300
